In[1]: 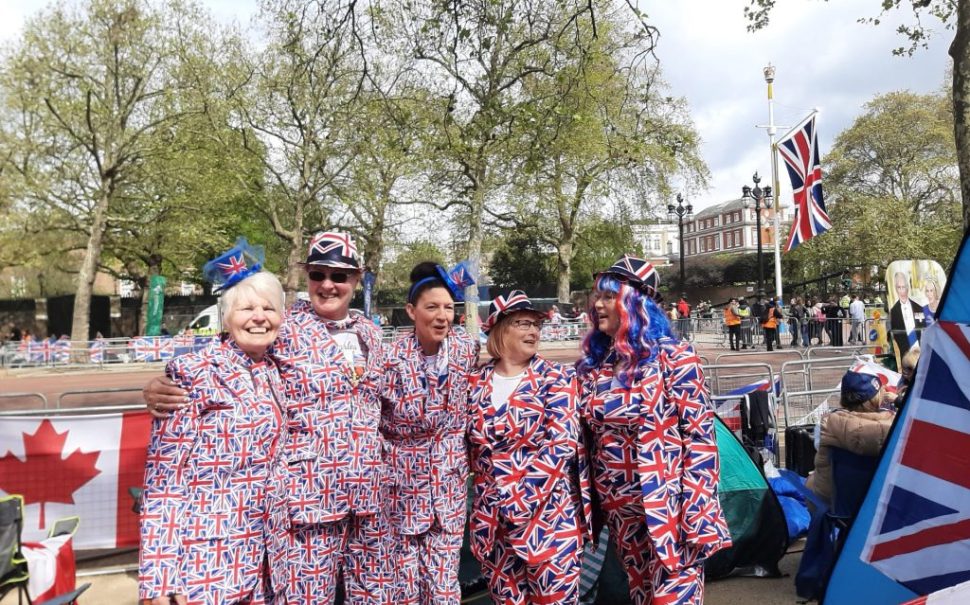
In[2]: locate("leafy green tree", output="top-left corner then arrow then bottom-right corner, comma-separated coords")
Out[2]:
0,0 -> 214,345
488,230 -> 555,290
384,0 -> 604,332
378,239 -> 448,303
569,218 -> 640,291
513,8 -> 706,304
223,0 -> 371,298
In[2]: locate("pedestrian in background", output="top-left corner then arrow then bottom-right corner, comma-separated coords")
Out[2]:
723,298 -> 742,351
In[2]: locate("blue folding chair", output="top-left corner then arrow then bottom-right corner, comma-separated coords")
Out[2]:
787,448 -> 879,601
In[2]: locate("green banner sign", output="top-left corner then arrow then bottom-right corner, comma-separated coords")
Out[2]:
144,274 -> 167,336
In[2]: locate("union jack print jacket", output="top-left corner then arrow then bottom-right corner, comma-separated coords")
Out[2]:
284,303 -> 387,515
467,354 -> 593,565
272,303 -> 360,522
380,327 -> 479,534
139,339 -> 286,602
580,338 -> 732,572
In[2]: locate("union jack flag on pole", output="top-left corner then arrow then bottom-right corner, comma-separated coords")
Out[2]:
778,112 -> 831,252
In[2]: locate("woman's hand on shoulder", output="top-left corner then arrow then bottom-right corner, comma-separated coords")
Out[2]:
143,376 -> 188,419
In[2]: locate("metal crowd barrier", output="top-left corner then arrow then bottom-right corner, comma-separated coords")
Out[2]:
778,355 -> 873,427
57,388 -> 146,409
0,392 -> 49,410
702,362 -> 779,464
0,403 -> 144,417
714,349 -> 805,365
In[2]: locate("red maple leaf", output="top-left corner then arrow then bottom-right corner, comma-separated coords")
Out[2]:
0,419 -> 102,529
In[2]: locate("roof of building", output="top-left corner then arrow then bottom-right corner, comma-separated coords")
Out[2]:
692,197 -> 746,219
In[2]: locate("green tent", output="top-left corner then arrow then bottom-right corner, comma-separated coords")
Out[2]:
588,416 -> 790,603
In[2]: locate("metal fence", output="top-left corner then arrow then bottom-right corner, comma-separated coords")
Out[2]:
778,355 -> 875,427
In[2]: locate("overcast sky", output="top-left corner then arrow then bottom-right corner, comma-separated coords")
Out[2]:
0,1 -> 952,212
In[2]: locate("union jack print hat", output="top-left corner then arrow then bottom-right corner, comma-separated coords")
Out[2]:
483,290 -> 542,333
202,237 -> 265,292
303,231 -> 362,270
596,254 -> 662,302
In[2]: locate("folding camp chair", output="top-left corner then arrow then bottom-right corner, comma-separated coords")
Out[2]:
0,494 -> 30,604
0,494 -> 90,605
788,447 -> 880,601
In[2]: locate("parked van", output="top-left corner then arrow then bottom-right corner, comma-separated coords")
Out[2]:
187,304 -> 221,335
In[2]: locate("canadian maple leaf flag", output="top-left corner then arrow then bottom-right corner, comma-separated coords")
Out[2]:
0,411 -> 152,549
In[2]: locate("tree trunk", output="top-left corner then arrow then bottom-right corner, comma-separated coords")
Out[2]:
284,237 -> 305,306
464,178 -> 485,336
951,0 -> 970,230
557,240 -> 573,304
69,187 -> 110,360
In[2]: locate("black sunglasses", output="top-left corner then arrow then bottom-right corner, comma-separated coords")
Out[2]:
307,270 -> 350,284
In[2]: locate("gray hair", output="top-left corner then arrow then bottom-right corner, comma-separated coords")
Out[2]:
220,271 -> 285,326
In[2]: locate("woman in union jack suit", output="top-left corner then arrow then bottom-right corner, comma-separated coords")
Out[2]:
140,239 -> 287,605
576,255 -> 731,605
380,261 -> 479,605
467,291 -> 592,605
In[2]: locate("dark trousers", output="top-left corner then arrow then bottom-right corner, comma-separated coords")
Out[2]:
764,327 -> 777,351
728,324 -> 742,350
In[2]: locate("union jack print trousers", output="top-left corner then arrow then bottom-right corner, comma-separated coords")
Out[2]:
605,500 -> 704,605
394,524 -> 463,605
479,529 -> 582,605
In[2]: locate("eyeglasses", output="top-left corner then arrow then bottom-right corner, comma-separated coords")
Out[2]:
510,319 -> 543,331
307,270 -> 350,284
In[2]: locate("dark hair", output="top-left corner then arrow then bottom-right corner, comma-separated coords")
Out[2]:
408,261 -> 449,304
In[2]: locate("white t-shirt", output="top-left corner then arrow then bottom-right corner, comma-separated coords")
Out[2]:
330,328 -> 363,367
491,371 -> 525,410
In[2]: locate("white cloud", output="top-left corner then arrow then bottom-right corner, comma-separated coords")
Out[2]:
646,0 -> 950,210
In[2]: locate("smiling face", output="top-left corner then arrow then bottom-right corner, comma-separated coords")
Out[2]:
226,292 -> 282,360
495,310 -> 544,364
407,286 -> 455,354
593,288 -> 621,337
306,265 -> 361,320
924,280 -> 939,304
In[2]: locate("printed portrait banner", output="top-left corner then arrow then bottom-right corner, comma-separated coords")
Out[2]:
0,411 -> 152,549
885,260 -> 947,369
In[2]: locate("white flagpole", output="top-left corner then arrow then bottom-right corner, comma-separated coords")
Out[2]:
764,64 -> 784,302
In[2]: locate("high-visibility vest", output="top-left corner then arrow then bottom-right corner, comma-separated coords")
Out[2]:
724,306 -> 741,326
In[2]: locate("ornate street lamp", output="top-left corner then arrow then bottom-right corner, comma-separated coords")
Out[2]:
742,172 -> 773,297
667,193 -> 693,292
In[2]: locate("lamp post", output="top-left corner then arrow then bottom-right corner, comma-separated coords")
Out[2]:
667,193 -> 693,292
742,172 -> 773,297
763,64 -> 784,301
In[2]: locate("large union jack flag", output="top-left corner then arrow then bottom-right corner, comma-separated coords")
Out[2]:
779,113 -> 831,252
862,321 -> 970,594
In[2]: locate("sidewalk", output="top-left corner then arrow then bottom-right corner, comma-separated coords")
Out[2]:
0,544 -> 804,604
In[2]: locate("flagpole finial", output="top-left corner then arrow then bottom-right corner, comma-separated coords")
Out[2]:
763,63 -> 775,83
